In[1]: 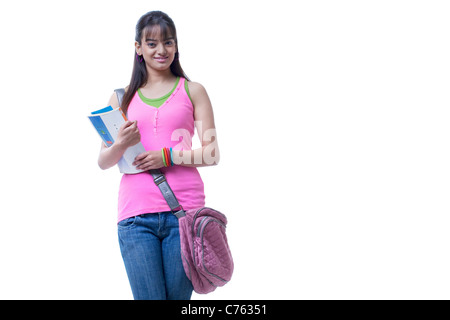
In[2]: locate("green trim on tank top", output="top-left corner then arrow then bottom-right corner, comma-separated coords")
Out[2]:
137,77 -> 193,108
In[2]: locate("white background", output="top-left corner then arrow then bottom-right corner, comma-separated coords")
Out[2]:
0,0 -> 449,299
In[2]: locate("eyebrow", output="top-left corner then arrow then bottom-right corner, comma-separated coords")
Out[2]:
145,37 -> 174,42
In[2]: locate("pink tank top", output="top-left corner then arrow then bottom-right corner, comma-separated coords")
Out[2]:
117,77 -> 205,222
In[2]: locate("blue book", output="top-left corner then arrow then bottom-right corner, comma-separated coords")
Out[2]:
87,107 -> 146,174
91,106 -> 113,115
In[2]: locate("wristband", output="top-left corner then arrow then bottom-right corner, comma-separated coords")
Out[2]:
162,148 -> 167,167
164,147 -> 170,167
167,147 -> 171,167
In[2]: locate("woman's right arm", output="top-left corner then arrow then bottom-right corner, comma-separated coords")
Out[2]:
98,92 -> 141,170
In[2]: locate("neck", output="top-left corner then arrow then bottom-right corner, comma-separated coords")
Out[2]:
145,67 -> 175,86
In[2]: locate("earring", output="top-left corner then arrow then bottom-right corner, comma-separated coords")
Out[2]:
136,52 -> 143,63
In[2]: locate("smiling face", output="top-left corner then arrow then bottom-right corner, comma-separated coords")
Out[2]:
135,25 -> 177,72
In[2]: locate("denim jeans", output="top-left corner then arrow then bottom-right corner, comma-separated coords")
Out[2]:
118,211 -> 193,300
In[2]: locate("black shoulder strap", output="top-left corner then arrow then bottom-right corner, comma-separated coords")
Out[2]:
114,88 -> 186,219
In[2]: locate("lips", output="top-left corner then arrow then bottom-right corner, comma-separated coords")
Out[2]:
154,56 -> 168,63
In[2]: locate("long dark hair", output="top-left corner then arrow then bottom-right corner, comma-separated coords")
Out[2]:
121,11 -> 189,114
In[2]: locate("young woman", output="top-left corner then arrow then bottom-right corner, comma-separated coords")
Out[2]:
98,11 -> 219,300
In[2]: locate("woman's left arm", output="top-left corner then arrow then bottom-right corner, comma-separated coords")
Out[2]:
173,82 -> 220,167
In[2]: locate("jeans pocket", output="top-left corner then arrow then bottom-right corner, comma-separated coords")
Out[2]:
118,216 -> 139,230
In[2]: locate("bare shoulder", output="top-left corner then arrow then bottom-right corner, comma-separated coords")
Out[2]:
187,81 -> 214,119
187,81 -> 208,98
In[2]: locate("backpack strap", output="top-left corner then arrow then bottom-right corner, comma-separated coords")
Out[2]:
114,88 -> 125,109
149,169 -> 186,219
114,88 -> 186,219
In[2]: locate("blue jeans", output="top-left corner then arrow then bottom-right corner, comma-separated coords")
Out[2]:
118,212 -> 193,300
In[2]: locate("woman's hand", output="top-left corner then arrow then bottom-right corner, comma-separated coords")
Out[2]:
133,150 -> 165,171
116,121 -> 141,149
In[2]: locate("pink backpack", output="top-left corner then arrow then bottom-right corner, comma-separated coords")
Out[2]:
179,207 -> 233,293
151,171 -> 234,294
